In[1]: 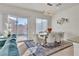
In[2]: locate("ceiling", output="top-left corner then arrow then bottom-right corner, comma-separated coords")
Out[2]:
2,3 -> 79,16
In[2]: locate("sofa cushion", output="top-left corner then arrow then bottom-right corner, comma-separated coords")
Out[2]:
0,34 -> 19,56
0,40 -> 6,48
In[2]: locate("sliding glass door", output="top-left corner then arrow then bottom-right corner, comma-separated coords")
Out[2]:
8,15 -> 28,41
17,17 -> 28,41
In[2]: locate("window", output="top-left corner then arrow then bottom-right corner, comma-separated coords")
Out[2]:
17,17 -> 28,36
8,15 -> 28,41
36,18 -> 48,33
8,15 -> 17,34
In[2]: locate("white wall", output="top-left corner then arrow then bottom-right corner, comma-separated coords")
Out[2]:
0,4 -> 52,40
0,14 -> 3,34
52,5 -> 79,39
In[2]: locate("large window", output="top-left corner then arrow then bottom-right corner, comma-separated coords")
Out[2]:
8,15 -> 28,41
36,18 -> 48,33
17,17 -> 28,36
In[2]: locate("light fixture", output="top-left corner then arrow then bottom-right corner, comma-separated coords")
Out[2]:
47,3 -> 62,7
43,3 -> 62,16
47,3 -> 53,6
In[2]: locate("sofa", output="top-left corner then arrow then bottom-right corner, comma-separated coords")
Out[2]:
0,34 -> 19,56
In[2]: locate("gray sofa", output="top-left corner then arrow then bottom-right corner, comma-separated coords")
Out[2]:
0,34 -> 19,56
